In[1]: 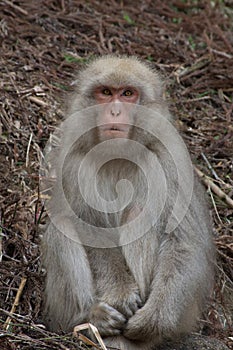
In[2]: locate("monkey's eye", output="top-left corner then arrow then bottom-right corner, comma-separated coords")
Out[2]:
123,90 -> 133,97
102,88 -> 112,96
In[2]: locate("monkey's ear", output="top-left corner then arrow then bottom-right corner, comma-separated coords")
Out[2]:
153,75 -> 165,98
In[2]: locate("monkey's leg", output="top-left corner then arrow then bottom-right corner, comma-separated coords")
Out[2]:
86,247 -> 143,336
123,228 -> 213,343
41,219 -> 94,332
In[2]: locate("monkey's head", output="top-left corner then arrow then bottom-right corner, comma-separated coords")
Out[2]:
71,56 -> 166,142
78,56 -> 163,102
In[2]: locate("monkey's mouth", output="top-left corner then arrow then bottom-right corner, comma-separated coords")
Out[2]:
99,124 -> 129,138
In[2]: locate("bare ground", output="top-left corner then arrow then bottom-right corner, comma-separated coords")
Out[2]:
0,1 -> 232,349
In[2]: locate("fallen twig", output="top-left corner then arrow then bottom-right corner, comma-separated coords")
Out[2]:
3,0 -> 28,15
73,323 -> 107,350
28,96 -> 63,116
195,167 -> 233,209
26,133 -> 33,168
28,96 -> 48,108
3,277 -> 27,331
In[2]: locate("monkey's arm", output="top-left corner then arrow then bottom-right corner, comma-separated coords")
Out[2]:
124,223 -> 214,342
84,247 -> 142,336
86,247 -> 142,317
42,220 -> 94,332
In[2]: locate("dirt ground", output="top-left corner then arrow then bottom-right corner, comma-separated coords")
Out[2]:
0,1 -> 232,349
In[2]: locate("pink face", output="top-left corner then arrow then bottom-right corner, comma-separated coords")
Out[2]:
94,86 -> 140,140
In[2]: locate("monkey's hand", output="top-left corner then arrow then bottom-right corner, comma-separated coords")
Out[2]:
123,298 -> 180,342
101,285 -> 143,319
89,302 -> 126,336
123,304 -> 158,341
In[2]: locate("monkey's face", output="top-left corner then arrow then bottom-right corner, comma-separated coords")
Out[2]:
94,86 -> 140,141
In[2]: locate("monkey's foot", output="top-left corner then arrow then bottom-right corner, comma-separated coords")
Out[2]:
90,302 -> 126,336
116,289 -> 143,318
102,287 -> 143,319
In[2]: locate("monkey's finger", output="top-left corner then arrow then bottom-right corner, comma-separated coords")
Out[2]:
90,302 -> 126,336
122,292 -> 143,317
91,313 -> 126,336
94,323 -> 122,336
135,293 -> 143,308
96,302 -> 126,322
107,307 -> 127,325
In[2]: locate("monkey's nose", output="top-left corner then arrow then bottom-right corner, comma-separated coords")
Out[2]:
110,109 -> 121,117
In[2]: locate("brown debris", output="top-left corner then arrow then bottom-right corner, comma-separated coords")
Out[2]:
0,1 -> 232,349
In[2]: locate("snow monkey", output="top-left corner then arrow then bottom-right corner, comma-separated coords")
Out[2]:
41,56 -> 215,350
